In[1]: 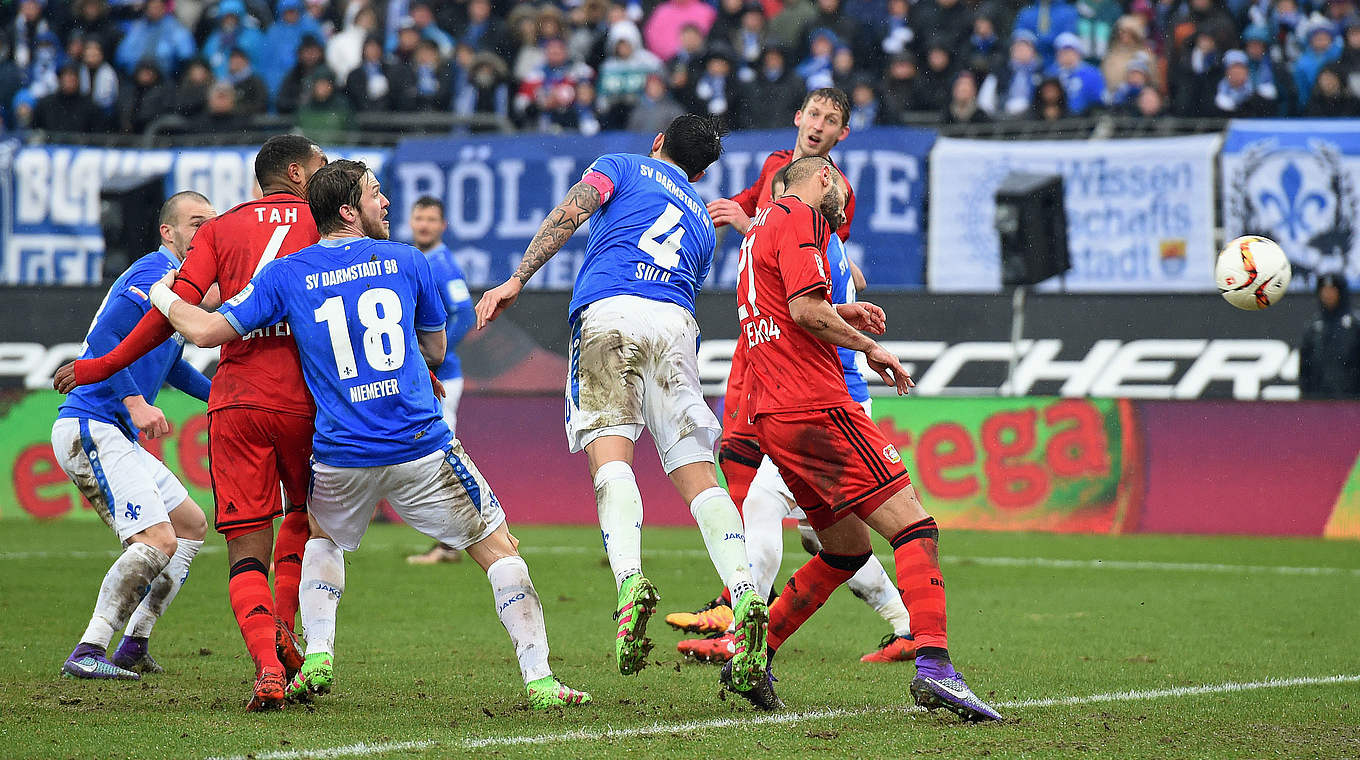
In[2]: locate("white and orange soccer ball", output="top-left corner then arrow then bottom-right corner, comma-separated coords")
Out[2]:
1215,235 -> 1292,311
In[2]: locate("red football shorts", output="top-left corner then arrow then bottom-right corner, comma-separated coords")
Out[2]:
207,408 -> 314,540
755,403 -> 911,531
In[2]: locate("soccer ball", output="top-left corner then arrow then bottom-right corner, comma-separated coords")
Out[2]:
1215,235 -> 1292,311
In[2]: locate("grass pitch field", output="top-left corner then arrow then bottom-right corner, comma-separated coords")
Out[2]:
2,521 -> 1358,760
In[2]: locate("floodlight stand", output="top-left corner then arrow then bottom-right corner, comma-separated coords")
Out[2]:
1006,285 -> 1026,397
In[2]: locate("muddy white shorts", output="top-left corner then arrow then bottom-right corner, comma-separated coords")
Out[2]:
51,417 -> 190,542
308,440 -> 505,552
565,295 -> 721,473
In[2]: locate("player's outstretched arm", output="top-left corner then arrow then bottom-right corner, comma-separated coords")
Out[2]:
148,278 -> 242,348
475,180 -> 602,329
789,293 -> 914,395
706,198 -> 753,235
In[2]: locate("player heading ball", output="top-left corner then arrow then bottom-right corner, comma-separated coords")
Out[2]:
147,159 -> 592,711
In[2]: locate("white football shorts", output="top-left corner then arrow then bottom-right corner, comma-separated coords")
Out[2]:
439,377 -> 464,437
754,399 -> 873,522
51,417 -> 190,542
565,294 -> 721,473
308,440 -> 505,552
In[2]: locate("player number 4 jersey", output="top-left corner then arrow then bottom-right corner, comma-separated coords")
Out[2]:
736,198 -> 854,418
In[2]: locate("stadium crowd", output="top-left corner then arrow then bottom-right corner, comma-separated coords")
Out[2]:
4,0 -> 1360,138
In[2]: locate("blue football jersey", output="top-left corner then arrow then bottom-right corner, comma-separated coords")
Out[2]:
219,237 -> 450,467
568,152 -> 716,321
421,243 -> 475,382
60,246 -> 211,440
827,235 -> 870,403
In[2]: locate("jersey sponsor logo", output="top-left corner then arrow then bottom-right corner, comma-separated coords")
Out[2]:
882,445 -> 902,464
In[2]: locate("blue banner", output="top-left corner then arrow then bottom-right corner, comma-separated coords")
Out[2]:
0,144 -> 388,285
1221,119 -> 1360,287
387,127 -> 934,290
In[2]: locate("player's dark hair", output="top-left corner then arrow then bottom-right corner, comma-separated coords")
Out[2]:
254,134 -> 320,189
159,190 -> 210,225
413,195 -> 445,219
781,155 -> 834,191
770,164 -> 791,199
307,159 -> 370,235
800,87 -> 851,126
660,114 -> 727,181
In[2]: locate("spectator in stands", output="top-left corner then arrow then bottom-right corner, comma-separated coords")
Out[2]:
597,21 -> 661,129
568,0 -> 612,69
328,6 -> 378,81
347,36 -> 409,111
665,23 -> 706,93
405,38 -> 452,111
711,0 -> 752,44
454,51 -> 512,128
1300,273 -> 1360,399
915,36 -> 958,113
963,15 -> 1003,77
1295,19 -> 1343,107
1171,28 -> 1223,116
298,69 -> 354,141
768,0 -> 819,54
736,2 -> 770,77
943,69 -> 990,123
1167,0 -> 1238,66
1214,49 -> 1273,115
628,71 -> 684,132
1106,54 -> 1152,109
1132,84 -> 1167,117
797,29 -> 840,89
979,29 -> 1043,117
562,79 -> 603,135
20,30 -> 60,104
810,0 -> 862,56
260,0 -> 323,96
117,59 -> 174,133
739,47 -> 803,127
517,36 -> 593,131
645,0 -> 717,62
1029,75 -> 1070,120
277,35 -> 331,114
877,0 -> 915,64
1305,63 -> 1360,113
1101,16 -> 1155,95
225,47 -> 267,115
34,63 -> 106,133
688,45 -> 743,128
174,58 -> 213,120
1048,32 -> 1104,114
9,0 -> 53,71
1269,0 -> 1305,63
458,0 -> 510,60
79,39 -> 119,115
879,51 -> 927,120
0,39 -> 24,129
303,0 -> 338,38
913,0 -> 973,57
1242,23 -> 1294,115
396,2 -> 455,57
847,78 -> 880,127
507,6 -> 545,81
71,0 -> 122,63
392,20 -> 423,68
1338,16 -> 1360,95
203,0 -> 264,79
832,45 -> 860,92
115,0 -> 195,76
1013,0 -> 1079,62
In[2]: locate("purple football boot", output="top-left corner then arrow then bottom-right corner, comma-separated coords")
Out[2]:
910,658 -> 1003,722
62,643 -> 140,680
112,636 -> 164,674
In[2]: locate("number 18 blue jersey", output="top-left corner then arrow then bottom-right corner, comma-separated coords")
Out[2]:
219,237 -> 450,468
568,153 -> 716,322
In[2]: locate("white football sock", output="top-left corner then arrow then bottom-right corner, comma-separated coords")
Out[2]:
689,487 -> 756,600
80,542 -> 170,649
848,554 -> 912,637
741,482 -> 790,600
298,538 -> 344,656
125,537 -> 203,638
486,555 -> 552,684
594,460 -> 644,591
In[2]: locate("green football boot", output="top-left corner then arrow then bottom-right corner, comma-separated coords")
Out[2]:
613,574 -> 660,676
726,589 -> 770,691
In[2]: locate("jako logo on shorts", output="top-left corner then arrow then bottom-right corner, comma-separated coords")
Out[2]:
498,593 -> 526,613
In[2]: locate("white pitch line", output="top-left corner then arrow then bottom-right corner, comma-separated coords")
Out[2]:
5,543 -> 1359,578
206,673 -> 1360,760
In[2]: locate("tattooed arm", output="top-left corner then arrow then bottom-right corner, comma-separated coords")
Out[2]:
475,181 -> 603,329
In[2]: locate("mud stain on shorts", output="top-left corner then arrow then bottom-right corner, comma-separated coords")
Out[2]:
67,437 -> 114,529
576,327 -> 645,426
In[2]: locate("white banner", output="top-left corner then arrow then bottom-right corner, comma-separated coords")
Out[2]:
927,134 -> 1222,293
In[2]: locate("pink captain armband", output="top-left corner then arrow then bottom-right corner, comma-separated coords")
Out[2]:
581,171 -> 615,204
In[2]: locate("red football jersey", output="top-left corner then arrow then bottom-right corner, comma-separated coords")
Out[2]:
730,150 -> 855,242
176,192 -> 320,417
737,198 -> 852,418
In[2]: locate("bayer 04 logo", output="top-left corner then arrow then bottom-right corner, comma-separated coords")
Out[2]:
1225,137 -> 1357,285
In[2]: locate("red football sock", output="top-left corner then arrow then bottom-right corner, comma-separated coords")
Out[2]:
766,552 -> 863,652
272,510 -> 309,632
890,517 -> 948,651
229,558 -> 282,674
719,446 -> 759,512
